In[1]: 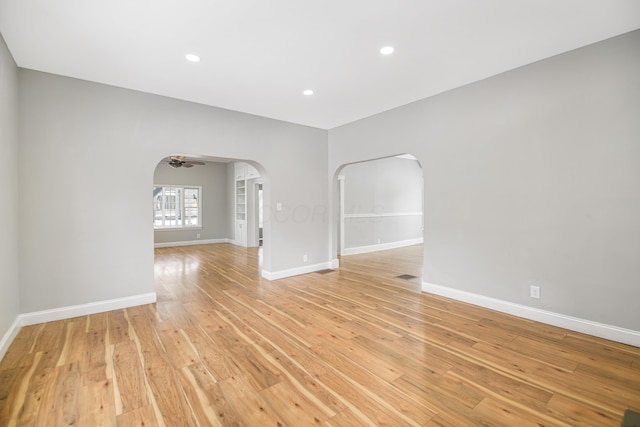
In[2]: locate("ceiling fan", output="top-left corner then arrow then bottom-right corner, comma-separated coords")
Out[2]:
164,155 -> 205,169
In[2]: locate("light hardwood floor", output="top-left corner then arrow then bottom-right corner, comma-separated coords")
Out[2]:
0,243 -> 639,426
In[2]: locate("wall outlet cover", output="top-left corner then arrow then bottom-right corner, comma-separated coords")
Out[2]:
530,285 -> 541,299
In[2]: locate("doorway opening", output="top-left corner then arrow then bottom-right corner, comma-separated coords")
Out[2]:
153,155 -> 267,273
335,154 -> 424,281
244,180 -> 264,248
257,183 -> 264,247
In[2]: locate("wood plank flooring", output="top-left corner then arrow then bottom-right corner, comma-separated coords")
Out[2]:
1,243 -> 639,426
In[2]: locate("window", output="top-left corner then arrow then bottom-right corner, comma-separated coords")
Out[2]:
153,186 -> 201,229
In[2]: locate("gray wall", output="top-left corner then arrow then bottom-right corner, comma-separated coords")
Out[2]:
153,160 -> 230,244
18,69 -> 328,313
341,156 -> 423,250
329,30 -> 640,331
0,34 -> 19,346
226,163 -> 236,241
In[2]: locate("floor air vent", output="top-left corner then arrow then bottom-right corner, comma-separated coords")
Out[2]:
396,274 -> 418,280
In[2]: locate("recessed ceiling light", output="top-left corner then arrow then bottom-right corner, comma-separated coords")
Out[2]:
380,46 -> 395,55
185,53 -> 200,62
303,89 -> 314,96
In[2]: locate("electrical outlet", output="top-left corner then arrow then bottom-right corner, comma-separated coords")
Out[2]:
530,285 -> 541,299
196,233 -> 200,239
303,254 -> 308,262
276,202 -> 282,211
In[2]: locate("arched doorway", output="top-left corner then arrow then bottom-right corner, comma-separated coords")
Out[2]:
335,154 -> 424,280
152,154 -> 267,269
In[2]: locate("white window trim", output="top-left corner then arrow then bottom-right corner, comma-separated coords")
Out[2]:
155,226 -> 203,232
153,185 -> 202,230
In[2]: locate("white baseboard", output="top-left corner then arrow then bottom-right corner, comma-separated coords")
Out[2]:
330,259 -> 340,269
342,238 -> 423,256
18,292 -> 157,326
0,317 -> 21,363
262,261 -> 337,281
422,281 -> 640,348
154,238 -> 231,248
0,292 -> 157,363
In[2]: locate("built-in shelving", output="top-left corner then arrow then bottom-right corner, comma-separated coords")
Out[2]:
234,162 -> 260,246
236,180 -> 246,220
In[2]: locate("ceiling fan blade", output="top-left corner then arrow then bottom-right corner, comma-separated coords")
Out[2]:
182,161 -> 205,168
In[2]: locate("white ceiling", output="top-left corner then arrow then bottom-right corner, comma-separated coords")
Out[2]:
1,1 -> 639,129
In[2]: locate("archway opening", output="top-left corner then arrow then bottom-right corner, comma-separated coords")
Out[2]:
334,153 -> 424,282
152,154 -> 268,278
